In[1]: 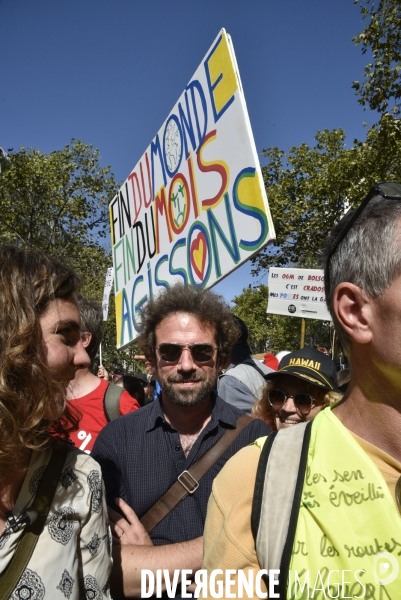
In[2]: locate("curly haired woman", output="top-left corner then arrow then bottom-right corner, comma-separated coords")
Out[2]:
0,246 -> 111,599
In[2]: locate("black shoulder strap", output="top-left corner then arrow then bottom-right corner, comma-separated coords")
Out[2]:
104,383 -> 124,422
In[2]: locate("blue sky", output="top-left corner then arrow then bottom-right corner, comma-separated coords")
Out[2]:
1,0 -> 375,303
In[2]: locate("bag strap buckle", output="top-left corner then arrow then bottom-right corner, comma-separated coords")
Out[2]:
177,470 -> 199,494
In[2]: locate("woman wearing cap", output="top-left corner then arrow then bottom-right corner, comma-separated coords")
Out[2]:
253,347 -> 341,430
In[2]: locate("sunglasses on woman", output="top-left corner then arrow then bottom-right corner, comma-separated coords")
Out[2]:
268,389 -> 316,416
156,343 -> 217,364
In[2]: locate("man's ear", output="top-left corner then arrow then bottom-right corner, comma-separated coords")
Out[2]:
81,332 -> 92,349
332,282 -> 373,345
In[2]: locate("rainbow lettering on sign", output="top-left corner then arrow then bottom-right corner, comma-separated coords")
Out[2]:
110,29 -> 275,348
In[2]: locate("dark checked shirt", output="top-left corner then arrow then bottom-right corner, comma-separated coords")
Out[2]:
92,395 -> 270,546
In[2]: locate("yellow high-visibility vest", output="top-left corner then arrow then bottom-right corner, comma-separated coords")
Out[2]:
255,409 -> 401,598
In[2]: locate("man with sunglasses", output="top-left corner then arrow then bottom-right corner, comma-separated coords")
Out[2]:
92,283 -> 269,599
202,182 -> 401,598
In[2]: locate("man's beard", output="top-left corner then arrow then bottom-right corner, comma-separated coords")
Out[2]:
157,370 -> 217,407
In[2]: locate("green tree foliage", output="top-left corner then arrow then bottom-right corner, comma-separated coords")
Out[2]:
0,139 -> 117,295
253,114 -> 401,273
243,2 -> 401,360
230,285 -> 331,355
352,0 -> 401,113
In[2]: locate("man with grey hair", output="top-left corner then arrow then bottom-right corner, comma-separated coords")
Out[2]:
201,182 -> 401,598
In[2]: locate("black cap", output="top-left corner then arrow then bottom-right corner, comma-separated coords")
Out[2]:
265,346 -> 338,391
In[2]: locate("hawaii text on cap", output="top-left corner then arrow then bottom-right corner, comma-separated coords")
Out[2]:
265,346 -> 338,391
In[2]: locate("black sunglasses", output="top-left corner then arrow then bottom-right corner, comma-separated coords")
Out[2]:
327,182 -> 401,265
156,343 -> 217,364
268,389 -> 315,416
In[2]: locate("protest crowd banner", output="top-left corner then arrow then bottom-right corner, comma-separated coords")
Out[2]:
267,267 -> 331,321
109,29 -> 275,348
102,266 -> 114,322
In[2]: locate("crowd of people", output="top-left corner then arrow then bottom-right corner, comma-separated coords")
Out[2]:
0,181 -> 400,598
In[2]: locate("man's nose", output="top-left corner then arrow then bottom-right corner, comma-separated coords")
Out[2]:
178,347 -> 196,370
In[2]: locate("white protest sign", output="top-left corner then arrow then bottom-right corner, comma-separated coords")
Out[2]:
110,29 -> 275,348
267,267 -> 331,321
102,267 -> 114,321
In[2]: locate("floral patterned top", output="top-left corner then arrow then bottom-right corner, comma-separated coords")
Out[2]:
0,444 -> 112,599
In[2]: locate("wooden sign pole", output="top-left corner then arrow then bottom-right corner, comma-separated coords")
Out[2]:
300,318 -> 305,349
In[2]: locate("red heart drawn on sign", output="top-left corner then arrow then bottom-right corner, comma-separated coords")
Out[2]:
190,232 -> 207,280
